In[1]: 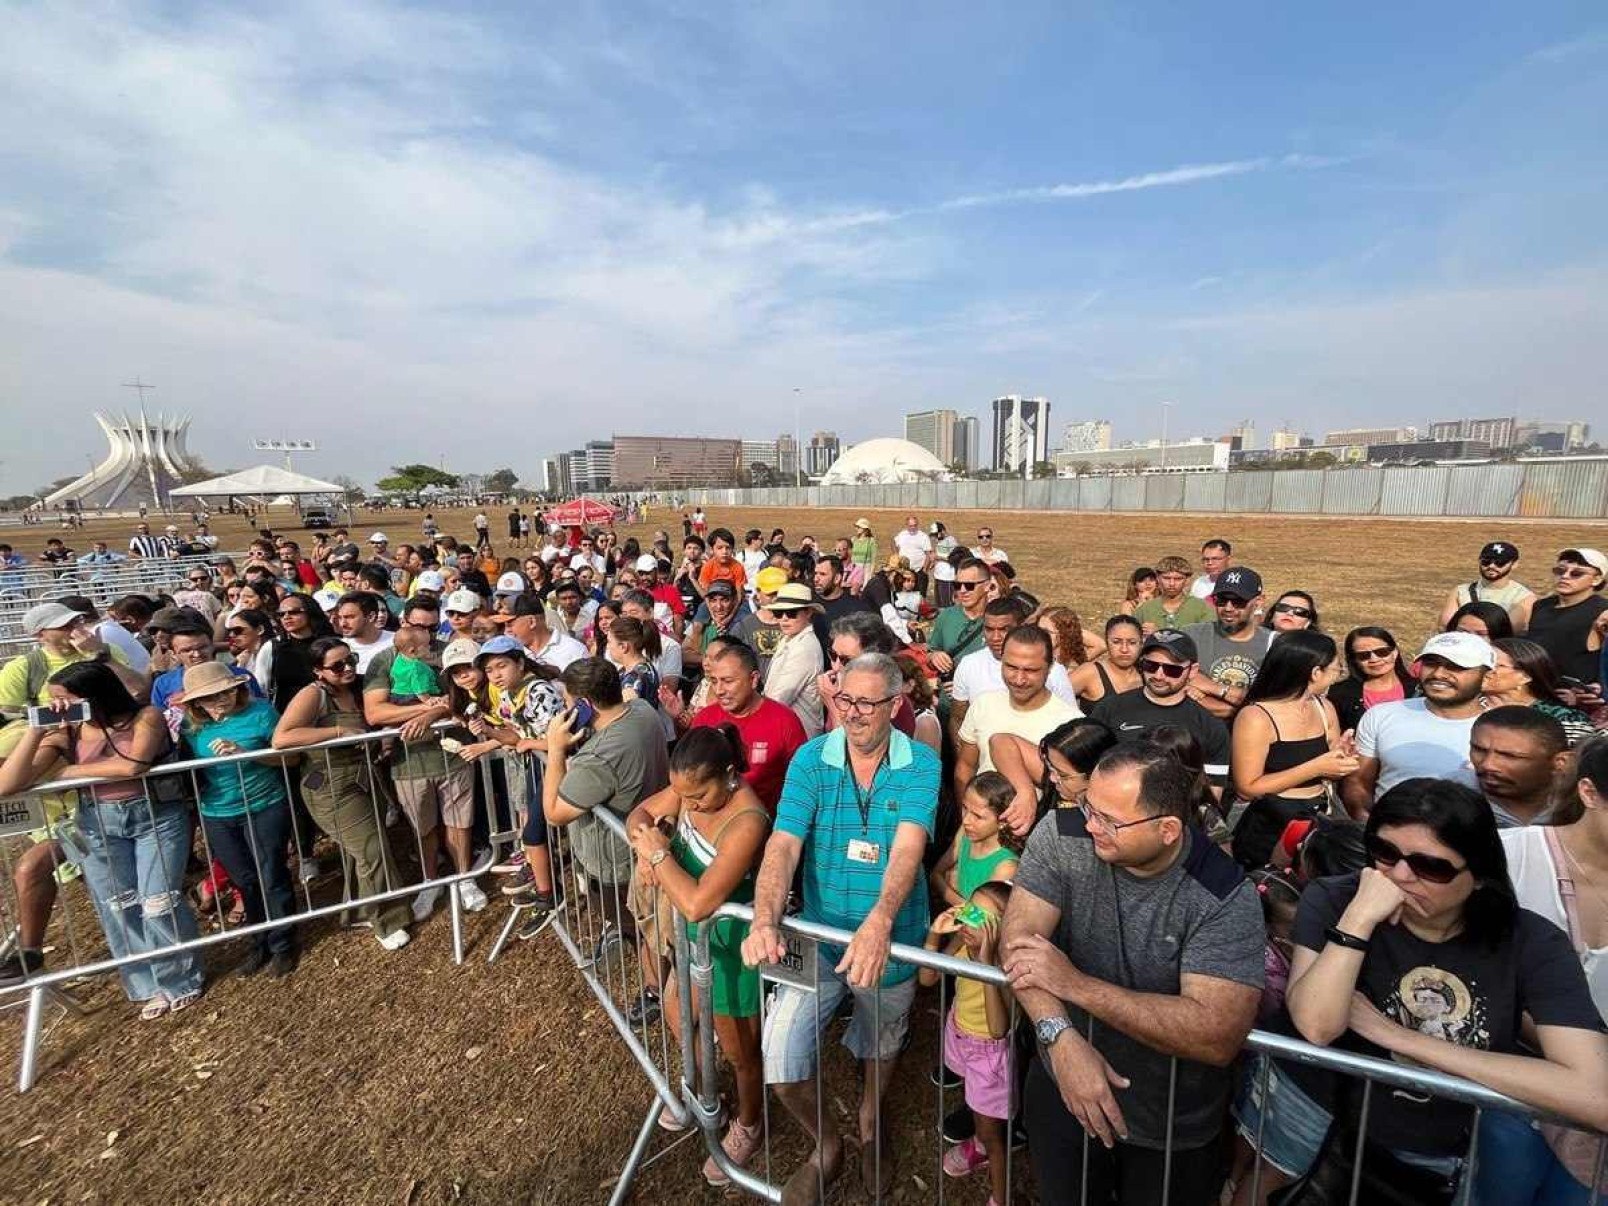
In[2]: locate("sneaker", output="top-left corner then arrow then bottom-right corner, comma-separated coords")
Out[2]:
940,1102 -> 974,1145
470,847 -> 495,875
930,1061 -> 964,1090
499,864 -> 535,896
267,949 -> 300,979
515,895 -> 558,940
458,881 -> 489,913
410,886 -> 443,922
377,928 -> 411,951
942,1137 -> 989,1179
297,857 -> 325,885
588,925 -> 623,966
0,948 -> 46,988
703,1118 -> 764,1186
490,852 -> 526,875
626,989 -> 661,1027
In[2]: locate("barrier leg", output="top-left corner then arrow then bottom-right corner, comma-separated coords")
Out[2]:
606,1094 -> 664,1204
448,881 -> 464,967
17,984 -> 44,1093
485,908 -> 520,965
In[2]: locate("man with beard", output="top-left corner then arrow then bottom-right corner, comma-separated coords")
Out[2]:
1438,540 -> 1536,631
1341,631 -> 1493,818
1180,567 -> 1273,719
1469,705 -> 1570,829
1088,630 -> 1231,794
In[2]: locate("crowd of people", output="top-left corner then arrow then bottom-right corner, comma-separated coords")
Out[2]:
1,513 -> 1606,1204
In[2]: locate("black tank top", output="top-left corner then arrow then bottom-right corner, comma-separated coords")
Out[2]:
1256,703 -> 1329,779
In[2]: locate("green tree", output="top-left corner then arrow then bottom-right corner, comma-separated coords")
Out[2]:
375,464 -> 461,495
484,468 -> 519,494
1305,450 -> 1339,469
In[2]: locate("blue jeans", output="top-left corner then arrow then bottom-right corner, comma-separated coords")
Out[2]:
201,803 -> 297,956
1476,1110 -> 1606,1206
71,796 -> 203,1003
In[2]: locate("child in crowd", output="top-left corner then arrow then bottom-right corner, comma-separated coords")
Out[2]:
1248,868 -> 1300,1022
386,625 -> 441,703
930,770 -> 1021,911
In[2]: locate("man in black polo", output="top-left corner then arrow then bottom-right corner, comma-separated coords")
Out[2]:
1181,566 -> 1272,720
1003,742 -> 1263,1205
811,553 -> 871,653
1088,630 -> 1231,794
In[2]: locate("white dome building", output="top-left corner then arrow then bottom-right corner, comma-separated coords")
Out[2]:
819,437 -> 951,486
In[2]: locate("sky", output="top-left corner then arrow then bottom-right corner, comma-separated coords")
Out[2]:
1,2 -> 1605,494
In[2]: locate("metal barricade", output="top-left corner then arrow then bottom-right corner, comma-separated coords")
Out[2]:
0,725 -> 525,1092
563,804 -> 1608,1205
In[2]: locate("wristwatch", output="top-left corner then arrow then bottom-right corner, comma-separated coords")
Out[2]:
648,849 -> 669,868
1035,1016 -> 1073,1048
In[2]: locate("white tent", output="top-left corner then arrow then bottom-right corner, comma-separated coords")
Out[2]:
171,465 -> 346,498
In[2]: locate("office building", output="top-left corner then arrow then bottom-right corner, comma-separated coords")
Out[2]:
1514,420 -> 1591,452
1323,425 -> 1417,447
992,395 -> 1052,472
609,436 -> 739,489
1429,416 -> 1517,448
1056,439 -> 1230,474
1059,420 -> 1113,455
740,439 -> 778,471
775,434 -> 799,480
804,431 -> 841,478
1367,439 -> 1491,464
905,409 -> 960,464
953,416 -> 980,470
1268,428 -> 1308,452
1226,421 -> 1257,451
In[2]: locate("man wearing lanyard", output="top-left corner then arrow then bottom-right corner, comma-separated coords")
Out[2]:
743,652 -> 941,1201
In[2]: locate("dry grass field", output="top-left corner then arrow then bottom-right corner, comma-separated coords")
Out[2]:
0,502 -> 1599,1204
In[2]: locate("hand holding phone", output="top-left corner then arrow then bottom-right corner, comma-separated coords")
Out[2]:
28,702 -> 90,728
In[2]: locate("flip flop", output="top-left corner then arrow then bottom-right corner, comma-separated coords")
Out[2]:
139,997 -> 170,1022
168,990 -> 202,1015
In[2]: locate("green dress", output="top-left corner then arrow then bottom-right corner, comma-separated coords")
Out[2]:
670,806 -> 768,1018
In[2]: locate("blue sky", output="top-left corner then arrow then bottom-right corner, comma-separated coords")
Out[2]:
1,2 -> 1604,492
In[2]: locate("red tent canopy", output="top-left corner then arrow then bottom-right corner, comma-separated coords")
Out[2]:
542,498 -> 619,528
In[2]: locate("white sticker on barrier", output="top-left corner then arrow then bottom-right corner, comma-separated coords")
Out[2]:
0,796 -> 41,838
759,932 -> 819,993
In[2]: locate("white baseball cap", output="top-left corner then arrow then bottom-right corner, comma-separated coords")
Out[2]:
444,589 -> 483,616
369,532 -> 388,544
634,554 -> 659,573
312,587 -> 343,613
1414,631 -> 1496,671
1559,547 -> 1608,579
441,638 -> 481,670
494,571 -> 527,596
412,569 -> 446,594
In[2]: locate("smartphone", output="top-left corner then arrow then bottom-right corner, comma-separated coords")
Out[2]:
1557,675 -> 1587,690
27,702 -> 89,728
569,699 -> 596,731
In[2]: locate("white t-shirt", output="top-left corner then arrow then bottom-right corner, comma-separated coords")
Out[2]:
346,630 -> 395,674
532,630 -> 588,671
740,548 -> 767,588
932,536 -> 959,581
1501,827 -> 1606,1018
473,513 -> 489,532
959,691 -> 1082,773
1189,573 -> 1217,600
539,543 -> 567,564
1354,698 -> 1478,798
951,648 -> 1080,709
969,545 -> 1010,565
94,618 -> 151,675
570,552 -> 607,576
893,530 -> 932,567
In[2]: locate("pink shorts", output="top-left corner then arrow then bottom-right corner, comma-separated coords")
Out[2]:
943,1006 -> 1014,1121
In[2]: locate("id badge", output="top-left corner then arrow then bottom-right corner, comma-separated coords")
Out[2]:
847,838 -> 881,865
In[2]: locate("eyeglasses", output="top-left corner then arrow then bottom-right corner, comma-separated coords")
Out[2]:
278,608 -> 305,618
1353,646 -> 1395,661
1137,658 -> 1189,679
1553,565 -> 1594,579
1271,603 -> 1314,619
225,627 -> 250,636
1366,834 -> 1466,885
1078,795 -> 1167,835
321,656 -> 359,672
953,580 -> 987,592
831,692 -> 898,716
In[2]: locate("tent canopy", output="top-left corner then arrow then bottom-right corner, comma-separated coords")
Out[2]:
543,498 -> 618,527
171,464 -> 346,498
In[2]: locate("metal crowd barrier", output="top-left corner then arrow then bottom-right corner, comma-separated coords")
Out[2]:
0,726 -> 528,1092
561,805 -> 1608,1205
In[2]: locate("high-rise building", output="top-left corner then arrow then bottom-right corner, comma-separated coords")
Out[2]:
1429,416 -> 1516,449
1059,420 -> 1113,455
992,395 -> 1051,472
1324,425 -> 1416,447
1227,421 -> 1257,451
905,409 -> 959,464
739,439 -> 778,470
1514,420 -> 1591,452
538,457 -> 562,495
805,431 -> 841,477
609,436 -> 739,489
775,434 -> 799,481
953,416 -> 980,470
1268,428 -> 1306,452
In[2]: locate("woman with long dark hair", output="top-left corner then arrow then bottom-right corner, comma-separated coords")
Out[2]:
267,593 -> 334,713
225,607 -> 276,692
1327,625 -> 1418,732
1487,637 -> 1598,746
988,717 -> 1119,820
0,662 -> 203,1019
1447,600 -> 1514,643
1263,590 -> 1320,634
1246,779 -> 1608,1203
1229,630 -> 1358,868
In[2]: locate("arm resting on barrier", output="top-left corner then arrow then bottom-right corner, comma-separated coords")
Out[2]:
363,689 -> 451,737
741,830 -> 804,966
0,725 -> 67,794
71,708 -> 166,778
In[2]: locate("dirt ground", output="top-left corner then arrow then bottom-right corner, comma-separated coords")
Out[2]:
0,502 -> 1599,1204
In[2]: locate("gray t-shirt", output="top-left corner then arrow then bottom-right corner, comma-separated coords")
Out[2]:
1181,622 -> 1274,695
557,699 -> 670,884
1013,808 -> 1264,1149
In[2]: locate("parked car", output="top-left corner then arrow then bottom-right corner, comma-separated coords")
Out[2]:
301,505 -> 335,529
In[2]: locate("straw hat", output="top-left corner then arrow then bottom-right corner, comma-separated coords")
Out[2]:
180,661 -> 243,702
769,583 -> 824,614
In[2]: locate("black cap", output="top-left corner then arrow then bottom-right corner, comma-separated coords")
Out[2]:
1140,629 -> 1198,662
1213,567 -> 1263,601
506,593 -> 547,617
1479,541 -> 1518,563
704,580 -> 737,599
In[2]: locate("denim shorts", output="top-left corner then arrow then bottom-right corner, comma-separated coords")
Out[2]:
1233,1054 -> 1334,1177
762,948 -> 917,1084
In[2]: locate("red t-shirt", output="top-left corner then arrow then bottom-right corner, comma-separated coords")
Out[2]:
691,698 -> 808,812
648,582 -> 686,618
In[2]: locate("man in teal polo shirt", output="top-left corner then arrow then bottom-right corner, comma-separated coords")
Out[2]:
743,652 -> 940,1200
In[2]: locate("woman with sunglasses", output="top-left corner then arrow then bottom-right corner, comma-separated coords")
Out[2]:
267,595 -> 333,712
1269,779 -> 1608,1203
1526,548 -> 1608,695
217,580 -> 277,642
1328,626 -> 1418,733
272,637 -> 412,949
1262,590 -> 1320,634
225,607 -> 276,693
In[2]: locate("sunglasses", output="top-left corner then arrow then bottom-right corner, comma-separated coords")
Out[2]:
1215,595 -> 1252,607
225,627 -> 250,636
1271,603 -> 1314,619
953,580 -> 987,592
977,534 -> 993,541
1366,834 -> 1466,885
1553,565 -> 1595,579
278,608 -> 305,618
1354,646 -> 1395,661
1477,557 -> 1509,567
1137,658 -> 1189,679
321,656 -> 359,672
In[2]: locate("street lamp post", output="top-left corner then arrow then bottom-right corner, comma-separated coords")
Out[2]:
1159,402 -> 1172,472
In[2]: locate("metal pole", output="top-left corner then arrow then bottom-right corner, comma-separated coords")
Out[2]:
607,1098 -> 663,1206
17,985 -> 44,1093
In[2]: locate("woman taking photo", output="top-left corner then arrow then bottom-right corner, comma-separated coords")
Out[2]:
179,662 -> 299,978
272,637 -> 412,950
1277,778 -> 1608,1203
627,725 -> 771,1187
1488,638 -> 1599,747
1229,630 -> 1359,868
1327,625 -> 1417,732
1486,738 -> 1608,1203
1263,590 -> 1320,634
0,662 -> 203,1019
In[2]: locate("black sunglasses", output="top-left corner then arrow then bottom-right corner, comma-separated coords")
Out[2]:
1354,646 -> 1395,661
1272,603 -> 1314,619
1137,658 -> 1189,679
321,656 -> 359,672
225,627 -> 250,636
1366,834 -> 1466,885
1477,557 -> 1510,567
953,580 -> 986,592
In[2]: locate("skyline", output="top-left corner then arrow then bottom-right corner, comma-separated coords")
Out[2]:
2,3 -> 1605,494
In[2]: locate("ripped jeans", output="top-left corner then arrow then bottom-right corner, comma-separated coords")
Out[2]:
70,795 -> 203,1003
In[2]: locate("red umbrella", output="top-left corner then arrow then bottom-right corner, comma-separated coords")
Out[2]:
542,498 -> 619,528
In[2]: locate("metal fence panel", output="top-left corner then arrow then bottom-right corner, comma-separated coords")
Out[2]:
1226,473 -> 1273,512
1050,478 -> 1081,510
1444,464 -> 1523,516
997,480 -> 1025,511
1380,466 -> 1450,515
1145,475 -> 1186,512
1271,469 -> 1326,514
1023,480 -> 1051,512
974,480 -> 1001,511
1110,477 -> 1146,511
1080,475 -> 1112,511
1320,468 -> 1383,514
934,481 -> 957,509
1518,461 -> 1608,518
1183,474 -> 1227,512
912,482 -> 933,509
954,481 -> 978,510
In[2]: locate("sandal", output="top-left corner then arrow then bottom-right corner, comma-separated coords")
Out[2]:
168,990 -> 202,1015
140,997 -> 170,1021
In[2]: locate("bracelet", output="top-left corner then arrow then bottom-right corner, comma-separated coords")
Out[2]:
1324,925 -> 1370,952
